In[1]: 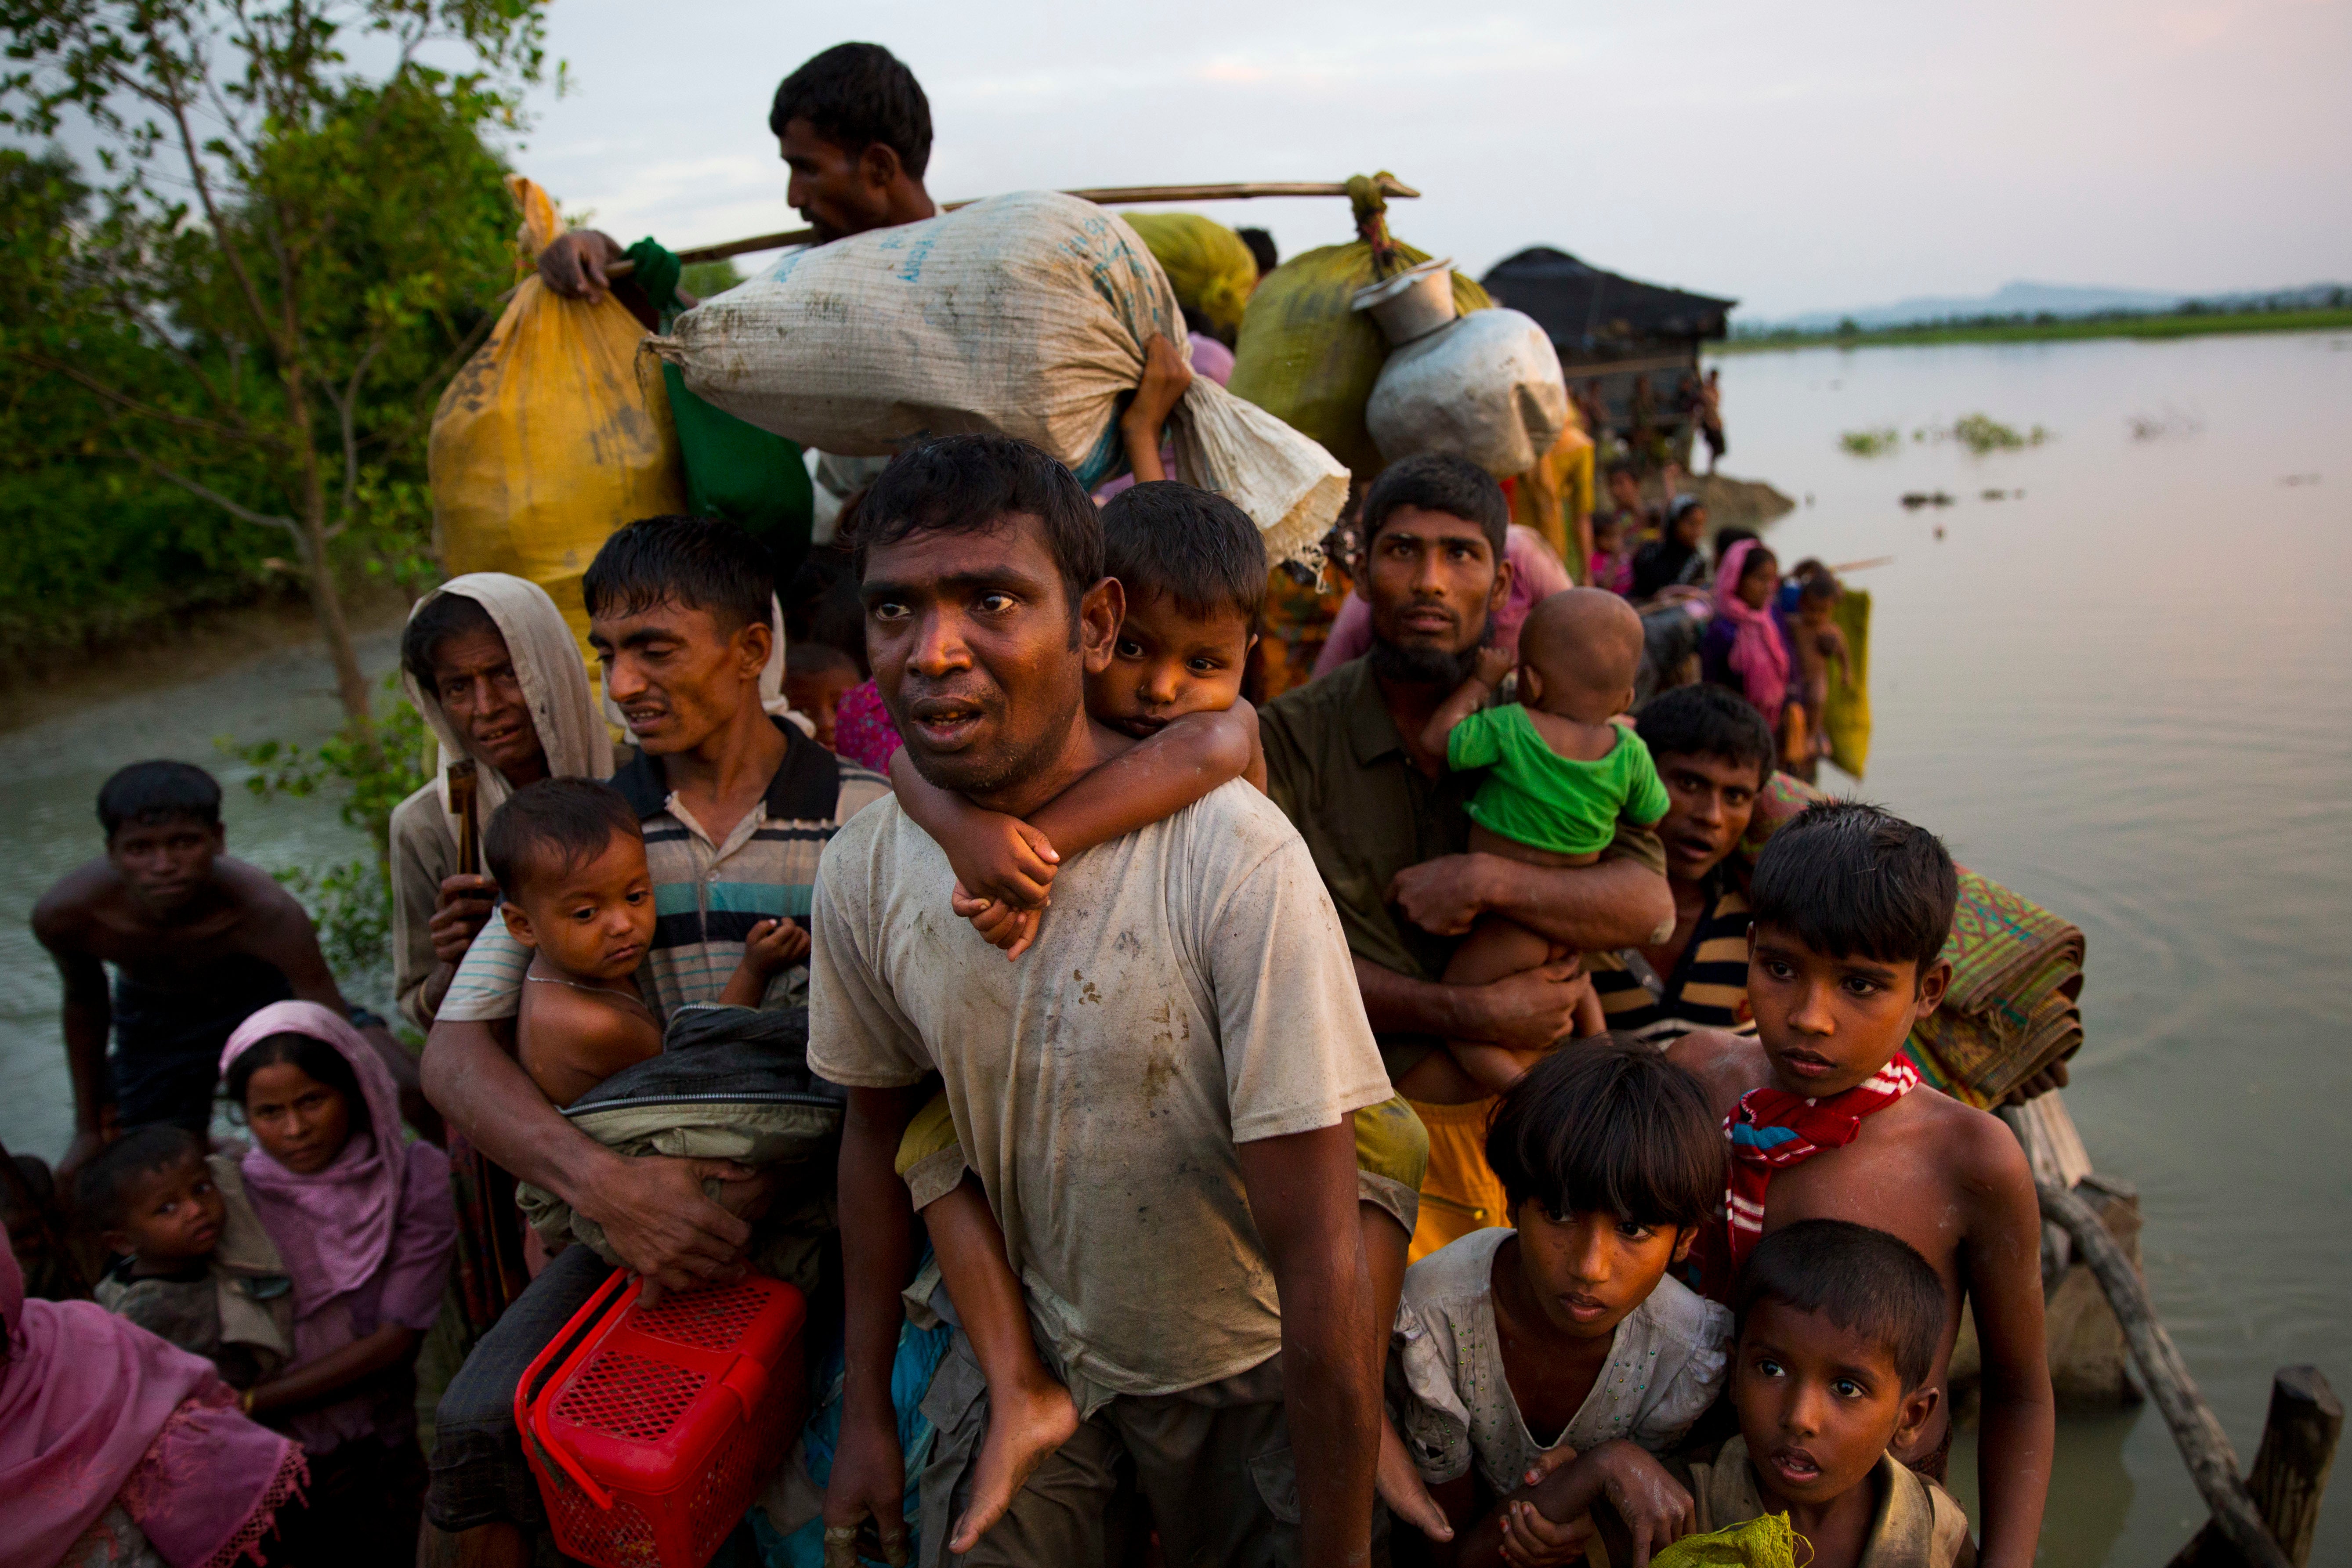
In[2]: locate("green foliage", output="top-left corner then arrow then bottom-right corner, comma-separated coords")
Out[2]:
1723,305 -> 2352,353
680,258 -> 745,300
1839,426 -> 1901,457
273,856 -> 394,978
1946,414 -> 2051,455
0,1 -> 546,707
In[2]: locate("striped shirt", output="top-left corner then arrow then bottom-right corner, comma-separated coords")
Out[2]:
438,720 -> 890,1024
1589,868 -> 1754,1037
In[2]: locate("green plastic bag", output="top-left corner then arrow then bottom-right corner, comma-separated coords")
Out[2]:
662,361 -> 815,580
1651,1512 -> 1801,1568
1228,173 -> 1491,479
1125,212 -> 1259,340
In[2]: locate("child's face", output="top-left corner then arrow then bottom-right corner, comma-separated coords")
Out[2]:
1592,520 -> 1624,557
105,1152 -> 226,1264
1737,557 -> 1778,610
503,833 -> 656,983
243,1064 -> 355,1176
1089,590 -> 1255,737
1513,1201 -> 1693,1339
1797,596 -> 1833,630
1732,1299 -> 1938,1509
1746,922 -> 1951,1097
785,663 -> 858,751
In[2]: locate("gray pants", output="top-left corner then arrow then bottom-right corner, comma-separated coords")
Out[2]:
917,1330 -> 1300,1567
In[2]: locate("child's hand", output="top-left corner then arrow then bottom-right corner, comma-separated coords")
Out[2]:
942,815 -> 1060,914
1473,644 -> 1516,688
741,917 -> 811,978
952,882 -> 1044,960
1497,1497 -> 1591,1568
1585,1441 -> 1695,1568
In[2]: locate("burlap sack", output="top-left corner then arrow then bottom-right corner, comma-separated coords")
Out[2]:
648,191 -> 1346,566
1365,307 -> 1570,477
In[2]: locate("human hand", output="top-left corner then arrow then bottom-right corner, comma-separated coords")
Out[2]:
429,874 -> 499,966
942,814 -> 1060,913
1121,332 -> 1195,439
538,229 -> 626,303
2003,1058 -> 2070,1105
1584,1441 -> 1695,1568
1497,1497 -> 1592,1568
1377,1416 -> 1453,1542
573,1154 -> 755,1301
1386,853 -> 1495,936
740,918 -> 812,979
1467,959 -> 1592,1054
58,1127 -> 109,1184
951,883 -> 1044,959
822,1410 -> 912,1567
1473,644 -> 1516,688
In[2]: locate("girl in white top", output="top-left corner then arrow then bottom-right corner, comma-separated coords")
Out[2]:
1387,1038 -> 1733,1553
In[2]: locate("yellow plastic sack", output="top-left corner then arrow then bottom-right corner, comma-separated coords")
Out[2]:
1650,1513 -> 1801,1568
429,176 -> 686,666
1123,212 -> 1259,340
1228,173 -> 1492,479
1825,586 -> 1872,777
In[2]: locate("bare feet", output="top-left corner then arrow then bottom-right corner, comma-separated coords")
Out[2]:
949,1374 -> 1080,1554
1378,1415 -> 1455,1542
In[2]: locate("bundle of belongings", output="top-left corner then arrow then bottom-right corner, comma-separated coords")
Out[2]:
652,191 -> 1347,568
1904,869 -> 2086,1109
516,1004 -> 845,1295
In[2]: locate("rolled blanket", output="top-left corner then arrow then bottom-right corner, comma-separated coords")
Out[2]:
517,1003 -> 846,1292
1906,869 -> 2086,1108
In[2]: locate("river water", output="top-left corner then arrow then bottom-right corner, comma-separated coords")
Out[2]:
0,331 -> 2345,1562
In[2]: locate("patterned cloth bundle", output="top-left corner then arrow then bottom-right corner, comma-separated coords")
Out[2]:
1905,869 -> 2085,1108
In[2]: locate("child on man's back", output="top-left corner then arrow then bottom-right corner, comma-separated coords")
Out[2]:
488,778 -> 807,1108
1389,1038 -> 1731,1564
1664,802 -> 2051,1568
1504,1219 -> 1974,1568
884,480 -> 1438,1549
80,1123 -> 292,1389
1416,587 -> 1670,1089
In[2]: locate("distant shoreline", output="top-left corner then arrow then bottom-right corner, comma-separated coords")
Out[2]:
1713,306 -> 2352,354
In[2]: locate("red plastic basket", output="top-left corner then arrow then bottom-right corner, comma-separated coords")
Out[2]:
517,1268 -> 808,1568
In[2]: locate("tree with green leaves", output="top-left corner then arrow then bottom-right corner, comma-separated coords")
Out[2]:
0,0 -> 548,731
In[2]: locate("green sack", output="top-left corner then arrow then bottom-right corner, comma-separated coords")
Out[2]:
1227,173 -> 1491,480
662,361 -> 816,580
1824,585 -> 1872,778
1125,211 -> 1259,340
1651,1512 -> 1801,1568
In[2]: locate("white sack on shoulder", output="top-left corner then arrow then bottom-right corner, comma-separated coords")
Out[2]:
1365,307 -> 1569,478
648,191 -> 1346,566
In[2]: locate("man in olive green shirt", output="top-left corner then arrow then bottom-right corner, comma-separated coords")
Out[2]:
1261,455 -> 1672,1251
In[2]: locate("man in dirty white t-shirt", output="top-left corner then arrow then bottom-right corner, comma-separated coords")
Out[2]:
811,436 -> 1389,1568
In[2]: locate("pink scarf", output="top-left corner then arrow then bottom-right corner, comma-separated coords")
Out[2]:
221,1002 -> 408,1326
0,1234 -> 302,1568
1713,538 -> 1791,719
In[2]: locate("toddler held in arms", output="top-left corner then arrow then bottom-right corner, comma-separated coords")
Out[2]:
877,481 -> 1436,1551
490,778 -> 807,1108
1504,1221 -> 1973,1568
1418,586 -> 1670,1089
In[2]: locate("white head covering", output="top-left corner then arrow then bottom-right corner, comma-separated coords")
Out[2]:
401,572 -> 614,872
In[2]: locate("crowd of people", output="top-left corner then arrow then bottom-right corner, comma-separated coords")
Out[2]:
4,39 -> 2059,1568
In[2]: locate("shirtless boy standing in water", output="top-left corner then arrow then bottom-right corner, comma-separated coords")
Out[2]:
35,760 -> 433,1174
487,778 -> 807,1107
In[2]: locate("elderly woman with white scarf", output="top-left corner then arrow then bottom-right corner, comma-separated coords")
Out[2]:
388,574 -> 613,1037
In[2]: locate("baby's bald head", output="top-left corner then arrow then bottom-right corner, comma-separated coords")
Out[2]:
1518,588 -> 1646,721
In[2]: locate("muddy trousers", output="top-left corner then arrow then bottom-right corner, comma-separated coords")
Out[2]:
917,1329 -> 1302,1568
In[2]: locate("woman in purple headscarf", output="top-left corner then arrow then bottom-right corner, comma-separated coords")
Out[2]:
220,1001 -> 456,1565
0,1227 -> 304,1568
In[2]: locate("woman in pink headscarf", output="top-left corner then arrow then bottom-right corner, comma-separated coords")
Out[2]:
219,1001 -> 455,1566
1,1228 -> 304,1568
1701,538 -> 1793,729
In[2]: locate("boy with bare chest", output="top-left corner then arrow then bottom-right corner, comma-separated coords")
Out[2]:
1664,802 -> 2052,1568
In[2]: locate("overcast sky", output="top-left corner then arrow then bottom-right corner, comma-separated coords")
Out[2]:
501,0 -> 2347,318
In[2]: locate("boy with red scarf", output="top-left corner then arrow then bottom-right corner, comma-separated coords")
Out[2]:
1667,802 -> 2052,1568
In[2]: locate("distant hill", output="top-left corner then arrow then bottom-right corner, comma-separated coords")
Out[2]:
1755,279 -> 2347,333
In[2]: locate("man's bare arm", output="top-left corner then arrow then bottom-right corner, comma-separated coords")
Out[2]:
824,1084 -> 930,1559
35,909 -> 114,1174
1388,853 -> 1673,951
1961,1116 -> 2055,1568
1353,954 -> 1591,1055
421,1015 -> 751,1293
1238,1120 -> 1379,1568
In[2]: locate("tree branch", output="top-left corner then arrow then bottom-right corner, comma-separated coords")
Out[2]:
117,441 -> 300,538
16,352 -> 276,449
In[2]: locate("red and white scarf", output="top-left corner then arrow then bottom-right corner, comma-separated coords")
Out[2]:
1724,1057 -> 1919,1269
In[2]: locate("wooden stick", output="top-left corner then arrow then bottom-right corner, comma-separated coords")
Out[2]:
2172,1368 -> 2343,1568
2039,1180 -> 2294,1568
448,759 -> 480,878
656,175 -> 1422,267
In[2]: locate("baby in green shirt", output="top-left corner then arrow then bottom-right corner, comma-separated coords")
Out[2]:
1420,587 -> 1668,1089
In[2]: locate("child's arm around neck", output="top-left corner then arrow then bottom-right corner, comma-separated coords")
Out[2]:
1418,647 -> 1515,762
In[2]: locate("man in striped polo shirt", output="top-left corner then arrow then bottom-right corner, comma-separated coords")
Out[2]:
418,516 -> 888,1567
1589,684 -> 1779,1040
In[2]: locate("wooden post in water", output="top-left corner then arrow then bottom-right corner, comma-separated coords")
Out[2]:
2037,1180 -> 2295,1568
2171,1367 -> 2343,1568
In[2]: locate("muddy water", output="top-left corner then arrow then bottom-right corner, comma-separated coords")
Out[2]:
0,331 -> 2344,1562
1711,329 -> 2352,1564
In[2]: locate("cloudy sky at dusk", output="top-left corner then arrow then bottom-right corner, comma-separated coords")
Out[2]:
503,0 -> 2350,319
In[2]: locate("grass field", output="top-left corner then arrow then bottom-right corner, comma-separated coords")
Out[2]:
1718,306 -> 2352,354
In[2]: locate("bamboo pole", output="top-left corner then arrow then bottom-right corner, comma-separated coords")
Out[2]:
2038,1180 -> 2293,1568
2172,1368 -> 2343,1568
659,174 -> 1422,267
